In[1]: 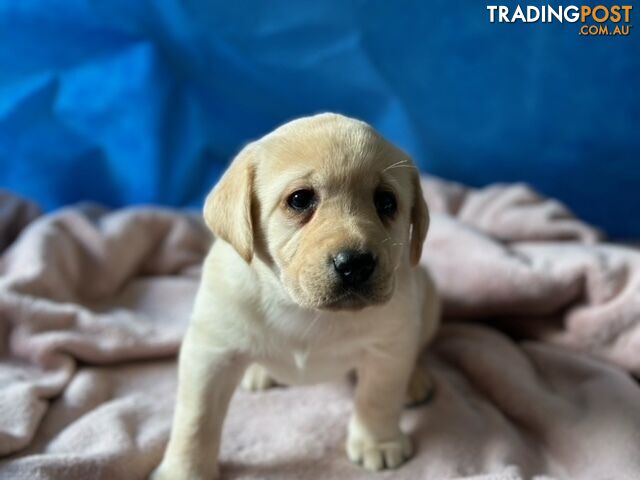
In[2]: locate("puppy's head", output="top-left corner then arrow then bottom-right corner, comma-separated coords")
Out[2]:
205,113 -> 429,311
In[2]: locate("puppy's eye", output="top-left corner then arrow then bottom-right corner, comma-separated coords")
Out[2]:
374,190 -> 397,218
287,189 -> 316,211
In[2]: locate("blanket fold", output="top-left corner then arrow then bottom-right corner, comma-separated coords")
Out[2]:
0,178 -> 638,480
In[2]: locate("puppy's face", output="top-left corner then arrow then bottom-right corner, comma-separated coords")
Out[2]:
205,114 -> 429,311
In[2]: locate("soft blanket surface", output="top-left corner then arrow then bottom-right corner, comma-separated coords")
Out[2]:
1,178 -> 639,480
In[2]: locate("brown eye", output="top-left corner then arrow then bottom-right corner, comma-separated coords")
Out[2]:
374,190 -> 397,218
287,189 -> 316,211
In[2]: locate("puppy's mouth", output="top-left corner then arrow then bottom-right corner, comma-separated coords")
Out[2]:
321,284 -> 393,311
284,265 -> 396,312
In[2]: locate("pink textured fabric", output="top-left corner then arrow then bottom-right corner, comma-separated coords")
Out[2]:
0,179 -> 639,480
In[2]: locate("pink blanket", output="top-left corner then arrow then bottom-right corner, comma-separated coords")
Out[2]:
1,178 -> 639,480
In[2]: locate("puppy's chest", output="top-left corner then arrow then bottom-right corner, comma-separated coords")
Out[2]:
261,340 -> 362,385
257,311 -> 372,385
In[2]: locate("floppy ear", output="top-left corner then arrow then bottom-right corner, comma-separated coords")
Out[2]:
409,170 -> 429,266
204,144 -> 256,263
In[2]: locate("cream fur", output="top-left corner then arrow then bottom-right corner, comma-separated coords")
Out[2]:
151,113 -> 440,480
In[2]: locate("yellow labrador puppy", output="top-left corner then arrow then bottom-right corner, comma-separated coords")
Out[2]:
151,113 -> 440,480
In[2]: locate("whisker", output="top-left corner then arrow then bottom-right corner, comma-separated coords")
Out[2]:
366,343 -> 399,361
302,310 -> 322,339
391,250 -> 403,273
382,159 -> 410,172
346,288 -> 370,305
383,164 -> 418,171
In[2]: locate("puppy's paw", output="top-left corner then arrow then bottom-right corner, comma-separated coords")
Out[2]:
149,463 -> 217,480
346,430 -> 413,471
241,364 -> 277,392
405,366 -> 435,407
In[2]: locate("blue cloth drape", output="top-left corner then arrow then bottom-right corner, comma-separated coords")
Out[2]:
1,1 -> 638,236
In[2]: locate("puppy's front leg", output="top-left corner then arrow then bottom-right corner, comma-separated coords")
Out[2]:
151,326 -> 248,480
347,345 -> 416,471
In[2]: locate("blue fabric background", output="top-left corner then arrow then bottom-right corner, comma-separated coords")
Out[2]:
1,1 -> 638,236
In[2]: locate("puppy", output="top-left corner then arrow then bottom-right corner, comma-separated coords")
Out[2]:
151,113 -> 440,480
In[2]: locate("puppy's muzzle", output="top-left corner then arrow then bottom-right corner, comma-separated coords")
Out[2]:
332,249 -> 376,288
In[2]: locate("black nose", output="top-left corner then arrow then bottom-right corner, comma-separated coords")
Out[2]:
332,250 -> 376,286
